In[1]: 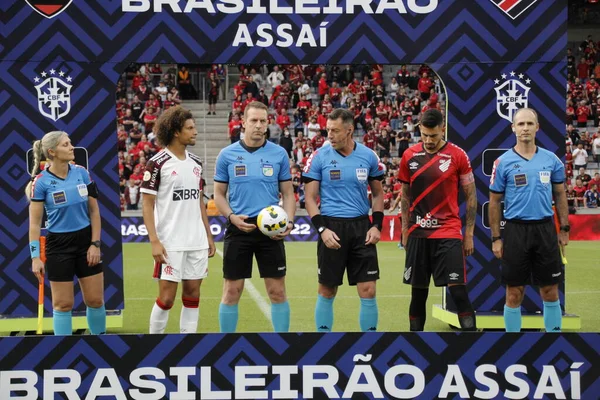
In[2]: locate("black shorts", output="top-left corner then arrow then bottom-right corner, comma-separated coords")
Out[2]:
502,219 -> 564,287
318,216 -> 379,287
222,220 -> 286,280
403,237 -> 465,287
45,225 -> 103,282
208,93 -> 218,104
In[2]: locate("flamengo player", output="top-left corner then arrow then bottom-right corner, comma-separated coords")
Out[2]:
398,109 -> 477,331
141,107 -> 215,334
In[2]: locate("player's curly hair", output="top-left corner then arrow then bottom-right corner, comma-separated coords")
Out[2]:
154,106 -> 194,147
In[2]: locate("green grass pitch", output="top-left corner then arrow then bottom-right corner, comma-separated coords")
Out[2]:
113,241 -> 599,334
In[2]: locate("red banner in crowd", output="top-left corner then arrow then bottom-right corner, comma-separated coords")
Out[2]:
568,214 -> 600,240
380,215 -> 600,242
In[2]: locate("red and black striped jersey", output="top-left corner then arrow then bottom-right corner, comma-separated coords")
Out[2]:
398,142 -> 472,239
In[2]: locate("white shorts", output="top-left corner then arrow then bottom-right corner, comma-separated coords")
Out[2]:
152,250 -> 209,282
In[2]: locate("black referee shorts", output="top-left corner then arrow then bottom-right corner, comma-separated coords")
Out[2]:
45,225 -> 103,282
222,219 -> 287,280
318,216 -> 379,287
502,219 -> 564,287
403,237 -> 465,287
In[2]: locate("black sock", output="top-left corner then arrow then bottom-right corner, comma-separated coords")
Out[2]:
449,285 -> 477,331
409,287 -> 429,331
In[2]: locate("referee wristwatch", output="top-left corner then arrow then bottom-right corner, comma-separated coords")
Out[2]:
91,240 -> 101,248
559,225 -> 570,233
317,226 -> 326,235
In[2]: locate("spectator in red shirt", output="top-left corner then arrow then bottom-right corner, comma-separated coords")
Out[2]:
573,178 -> 587,206
242,93 -> 254,112
577,57 -> 590,81
132,70 -> 145,92
310,130 -> 326,150
136,82 -> 150,102
577,100 -> 590,128
329,81 -> 342,108
276,108 -> 291,131
163,93 -> 176,111
371,68 -> 383,87
145,94 -> 161,114
318,73 -> 329,101
228,114 -> 242,144
418,73 -> 433,101
143,107 -> 157,133
566,100 -> 575,125
363,129 -> 376,150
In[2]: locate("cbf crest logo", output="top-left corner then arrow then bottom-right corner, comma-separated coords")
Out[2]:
33,70 -> 73,121
25,0 -> 73,19
494,72 -> 531,123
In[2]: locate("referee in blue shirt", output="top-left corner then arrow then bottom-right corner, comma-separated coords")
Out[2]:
303,108 -> 385,332
26,131 -> 105,335
214,101 -> 296,333
489,108 -> 569,333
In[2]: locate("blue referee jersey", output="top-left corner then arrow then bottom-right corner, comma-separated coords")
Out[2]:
489,147 -> 565,220
30,164 -> 93,233
302,142 -> 384,218
214,140 -> 291,217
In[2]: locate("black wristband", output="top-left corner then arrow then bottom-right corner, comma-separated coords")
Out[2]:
491,236 -> 502,243
227,212 -> 234,223
311,214 -> 326,232
371,211 -> 384,230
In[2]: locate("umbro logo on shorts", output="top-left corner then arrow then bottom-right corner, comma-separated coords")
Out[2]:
449,272 -> 459,280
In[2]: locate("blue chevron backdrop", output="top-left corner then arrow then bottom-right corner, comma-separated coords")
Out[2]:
1,0 -> 566,319
0,332 -> 598,399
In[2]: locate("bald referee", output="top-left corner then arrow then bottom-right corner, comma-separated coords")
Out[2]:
489,108 -> 569,332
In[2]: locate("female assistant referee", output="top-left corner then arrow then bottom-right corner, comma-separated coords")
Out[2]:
25,131 -> 105,335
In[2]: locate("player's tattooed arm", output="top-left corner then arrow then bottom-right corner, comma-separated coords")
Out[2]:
462,181 -> 477,236
400,183 -> 410,232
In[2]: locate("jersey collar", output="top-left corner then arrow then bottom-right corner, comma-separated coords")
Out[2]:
46,163 -> 72,181
512,146 -> 538,161
335,141 -> 357,158
239,139 -> 267,154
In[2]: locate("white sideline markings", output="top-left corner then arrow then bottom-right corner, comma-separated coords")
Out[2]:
215,248 -> 272,323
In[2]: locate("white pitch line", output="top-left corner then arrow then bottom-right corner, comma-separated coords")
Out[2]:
215,248 -> 272,323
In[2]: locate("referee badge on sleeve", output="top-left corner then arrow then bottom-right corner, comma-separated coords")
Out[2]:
539,171 -> 551,185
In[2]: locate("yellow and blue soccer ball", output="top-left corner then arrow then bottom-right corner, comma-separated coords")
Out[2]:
257,205 -> 288,237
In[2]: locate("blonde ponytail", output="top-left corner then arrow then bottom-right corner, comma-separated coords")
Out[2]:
25,140 -> 43,201
24,131 -> 68,201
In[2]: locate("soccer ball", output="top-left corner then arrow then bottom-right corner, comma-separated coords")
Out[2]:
257,205 -> 289,237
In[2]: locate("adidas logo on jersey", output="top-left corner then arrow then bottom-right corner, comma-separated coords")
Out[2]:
439,159 -> 451,172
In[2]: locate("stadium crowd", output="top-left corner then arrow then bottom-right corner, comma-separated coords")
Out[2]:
115,55 -> 600,213
566,35 -> 600,209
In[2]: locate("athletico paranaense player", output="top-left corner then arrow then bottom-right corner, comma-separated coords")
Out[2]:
398,109 -> 478,332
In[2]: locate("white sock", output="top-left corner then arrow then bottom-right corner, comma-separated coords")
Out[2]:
149,300 -> 170,334
180,297 -> 200,333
